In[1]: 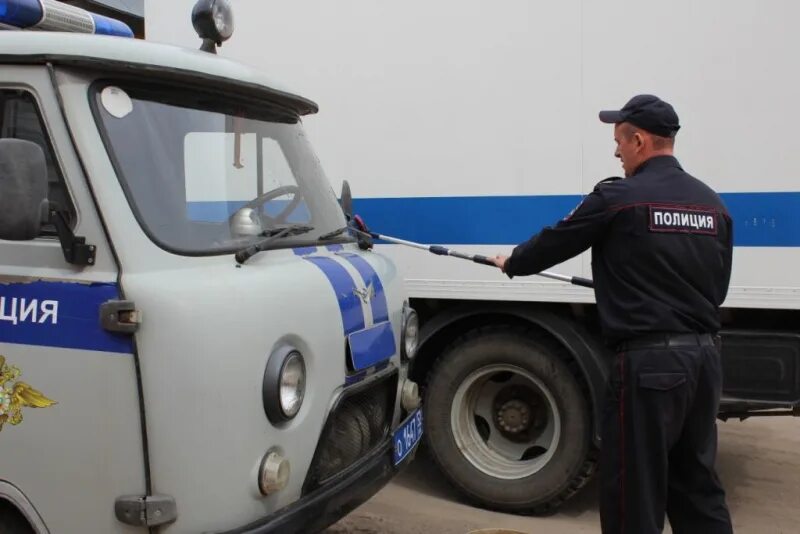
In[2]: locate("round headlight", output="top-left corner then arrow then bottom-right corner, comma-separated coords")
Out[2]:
192,0 -> 234,44
279,352 -> 306,418
403,307 -> 419,359
263,347 -> 306,424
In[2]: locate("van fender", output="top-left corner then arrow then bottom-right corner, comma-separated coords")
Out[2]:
0,480 -> 49,533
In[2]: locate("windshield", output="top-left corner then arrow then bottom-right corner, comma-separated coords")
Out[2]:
92,81 -> 349,255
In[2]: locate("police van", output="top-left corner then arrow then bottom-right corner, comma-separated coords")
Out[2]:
0,1 -> 422,532
155,0 -> 800,517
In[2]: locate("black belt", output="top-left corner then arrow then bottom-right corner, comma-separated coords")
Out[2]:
616,333 -> 719,352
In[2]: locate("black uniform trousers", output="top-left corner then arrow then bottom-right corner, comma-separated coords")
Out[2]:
599,333 -> 733,534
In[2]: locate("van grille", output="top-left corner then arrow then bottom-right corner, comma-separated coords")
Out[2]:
302,372 -> 397,493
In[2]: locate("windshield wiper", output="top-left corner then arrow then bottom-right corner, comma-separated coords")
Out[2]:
318,226 -> 351,240
235,224 -> 315,264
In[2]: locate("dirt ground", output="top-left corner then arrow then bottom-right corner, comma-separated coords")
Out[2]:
326,417 -> 800,534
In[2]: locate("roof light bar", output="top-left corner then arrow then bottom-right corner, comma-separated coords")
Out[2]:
0,0 -> 134,37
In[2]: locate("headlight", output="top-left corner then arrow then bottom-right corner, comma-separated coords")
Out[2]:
263,347 -> 306,423
402,303 -> 419,360
279,353 -> 306,418
192,0 -> 234,45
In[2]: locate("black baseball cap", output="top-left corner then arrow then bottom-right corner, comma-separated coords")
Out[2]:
599,94 -> 680,138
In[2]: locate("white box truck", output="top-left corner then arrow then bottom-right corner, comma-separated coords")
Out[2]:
147,0 -> 800,515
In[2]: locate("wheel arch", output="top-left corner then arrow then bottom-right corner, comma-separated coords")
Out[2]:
0,480 -> 47,533
410,302 -> 611,445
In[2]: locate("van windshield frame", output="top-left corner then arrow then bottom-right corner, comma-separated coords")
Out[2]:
89,79 -> 352,256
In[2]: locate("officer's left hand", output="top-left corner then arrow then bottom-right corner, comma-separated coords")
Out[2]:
491,255 -> 509,272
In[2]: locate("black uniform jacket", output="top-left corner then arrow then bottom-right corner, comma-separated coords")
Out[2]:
505,156 -> 733,344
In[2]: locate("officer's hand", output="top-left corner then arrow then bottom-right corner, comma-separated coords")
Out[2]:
349,214 -> 373,250
491,255 -> 509,272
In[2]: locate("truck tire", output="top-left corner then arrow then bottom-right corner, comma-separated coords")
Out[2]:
423,326 -> 596,514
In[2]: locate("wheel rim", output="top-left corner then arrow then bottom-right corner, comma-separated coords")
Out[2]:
450,363 -> 561,479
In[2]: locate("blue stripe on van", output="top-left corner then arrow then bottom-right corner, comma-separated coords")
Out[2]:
0,281 -> 132,354
337,252 -> 389,324
293,246 -> 318,256
352,192 -> 800,247
348,322 -> 396,371
302,256 -> 365,335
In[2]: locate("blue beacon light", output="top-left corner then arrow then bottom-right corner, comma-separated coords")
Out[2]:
0,0 -> 43,27
0,0 -> 134,37
90,12 -> 134,37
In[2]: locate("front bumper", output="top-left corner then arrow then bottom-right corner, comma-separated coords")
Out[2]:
219,429 -> 417,534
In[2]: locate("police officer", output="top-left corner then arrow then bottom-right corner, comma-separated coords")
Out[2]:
492,95 -> 734,534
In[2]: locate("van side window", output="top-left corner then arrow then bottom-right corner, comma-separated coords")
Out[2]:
0,89 -> 75,234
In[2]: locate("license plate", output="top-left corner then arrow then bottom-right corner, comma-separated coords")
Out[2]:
393,409 -> 423,465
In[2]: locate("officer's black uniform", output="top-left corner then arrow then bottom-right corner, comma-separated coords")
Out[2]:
504,96 -> 734,534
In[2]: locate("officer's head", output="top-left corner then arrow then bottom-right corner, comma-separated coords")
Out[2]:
599,95 -> 680,177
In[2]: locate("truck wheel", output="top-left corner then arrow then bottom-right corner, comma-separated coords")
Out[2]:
423,326 -> 596,514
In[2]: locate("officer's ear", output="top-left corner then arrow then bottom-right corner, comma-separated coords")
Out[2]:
632,130 -> 645,151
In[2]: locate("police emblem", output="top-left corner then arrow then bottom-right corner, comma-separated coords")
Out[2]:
0,355 -> 56,432
353,283 -> 375,304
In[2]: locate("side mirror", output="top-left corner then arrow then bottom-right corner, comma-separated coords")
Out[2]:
339,180 -> 354,221
339,180 -> 353,222
0,139 -> 48,241
339,180 -> 372,250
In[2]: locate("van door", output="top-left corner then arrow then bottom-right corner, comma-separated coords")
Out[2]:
0,67 -> 145,533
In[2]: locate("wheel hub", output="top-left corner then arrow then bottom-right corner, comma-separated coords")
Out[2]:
495,399 -> 532,434
450,363 -> 563,480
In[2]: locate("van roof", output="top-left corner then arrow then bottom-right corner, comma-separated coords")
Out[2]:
0,32 -> 319,115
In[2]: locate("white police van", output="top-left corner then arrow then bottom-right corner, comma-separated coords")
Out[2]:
0,1 -> 422,532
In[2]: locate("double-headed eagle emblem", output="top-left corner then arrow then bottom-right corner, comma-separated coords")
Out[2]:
0,355 -> 56,432
353,283 -> 375,304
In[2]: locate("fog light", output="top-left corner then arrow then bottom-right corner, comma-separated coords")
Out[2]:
401,379 -> 420,412
259,451 -> 290,495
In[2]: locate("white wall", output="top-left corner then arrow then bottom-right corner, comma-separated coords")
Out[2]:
146,1 -> 800,197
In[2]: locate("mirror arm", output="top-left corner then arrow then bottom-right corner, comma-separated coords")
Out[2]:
48,204 -> 96,266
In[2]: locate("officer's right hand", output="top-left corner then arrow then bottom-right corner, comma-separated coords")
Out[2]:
491,255 -> 508,272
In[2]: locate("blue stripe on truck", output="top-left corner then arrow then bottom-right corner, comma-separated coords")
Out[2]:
352,192 -> 800,247
186,200 -> 310,223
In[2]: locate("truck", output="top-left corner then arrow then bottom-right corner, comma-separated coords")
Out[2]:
0,1 -> 423,532
147,0 -> 800,516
